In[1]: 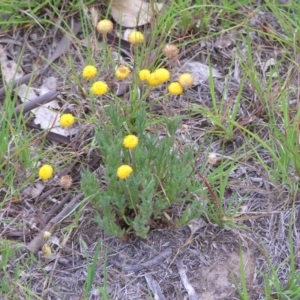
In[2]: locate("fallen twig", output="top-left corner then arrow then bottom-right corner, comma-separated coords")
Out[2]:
37,187 -> 61,202
14,90 -> 57,116
0,73 -> 33,100
37,194 -> 72,229
26,193 -> 83,254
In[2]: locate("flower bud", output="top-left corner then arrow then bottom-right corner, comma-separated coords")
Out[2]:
43,231 -> 51,239
207,153 -> 218,165
42,244 -> 51,259
96,19 -> 113,34
128,30 -> 144,45
178,73 -> 194,88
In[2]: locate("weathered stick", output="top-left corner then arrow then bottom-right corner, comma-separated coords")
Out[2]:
14,90 -> 57,115
26,193 -> 84,254
0,73 -> 33,100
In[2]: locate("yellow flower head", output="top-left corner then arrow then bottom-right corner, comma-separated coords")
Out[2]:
168,82 -> 183,95
42,244 -> 51,259
123,135 -> 138,149
115,65 -> 131,80
117,165 -> 133,180
60,114 -> 75,127
139,69 -> 151,81
153,68 -> 170,84
91,81 -> 108,95
178,73 -> 194,88
82,65 -> 97,80
128,30 -> 144,45
43,231 -> 51,239
39,164 -> 53,180
146,73 -> 161,87
96,19 -> 113,34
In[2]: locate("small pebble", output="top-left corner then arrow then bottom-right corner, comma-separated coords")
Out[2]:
58,258 -> 69,266
30,33 -> 38,40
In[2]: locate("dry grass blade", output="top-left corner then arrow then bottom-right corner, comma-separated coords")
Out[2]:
176,260 -> 197,300
41,22 -> 82,74
145,275 -> 167,300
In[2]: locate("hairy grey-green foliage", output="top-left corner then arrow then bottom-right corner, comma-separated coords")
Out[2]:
81,105 -> 205,238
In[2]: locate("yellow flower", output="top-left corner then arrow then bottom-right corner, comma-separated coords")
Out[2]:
153,68 -> 170,84
39,164 -> 53,180
146,73 -> 161,87
139,69 -> 151,81
117,165 -> 133,180
43,231 -> 51,239
91,81 -> 108,95
115,65 -> 131,80
168,82 -> 183,95
123,135 -> 138,149
42,244 -> 51,259
60,114 -> 75,127
96,19 -> 113,34
82,65 -> 97,80
128,30 -> 144,45
178,73 -> 194,88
